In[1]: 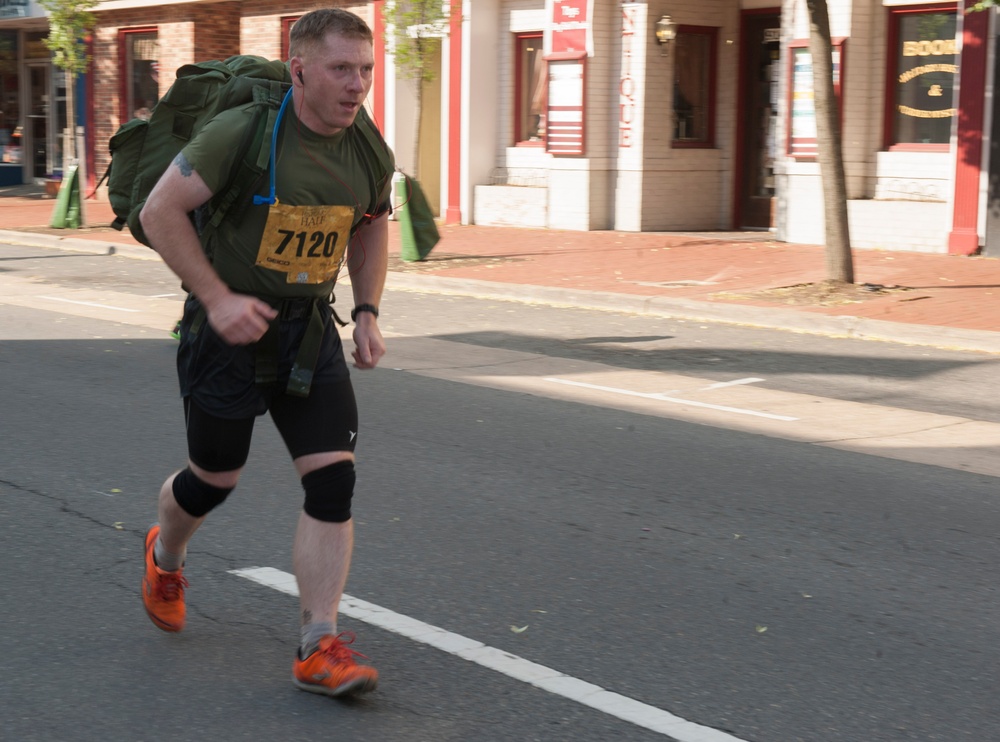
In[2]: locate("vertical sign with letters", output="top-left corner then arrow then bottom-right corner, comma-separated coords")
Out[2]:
619,4 -> 640,149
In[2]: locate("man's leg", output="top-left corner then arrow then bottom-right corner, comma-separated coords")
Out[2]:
288,450 -> 376,696
143,399 -> 254,632
156,463 -> 241,567
269,376 -> 375,696
292,452 -> 355,634
268,378 -> 360,642
143,463 -> 242,633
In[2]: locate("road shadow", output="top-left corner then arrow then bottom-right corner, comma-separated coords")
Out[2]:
430,330 -> 989,381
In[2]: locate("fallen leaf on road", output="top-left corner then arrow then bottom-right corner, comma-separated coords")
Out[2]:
755,625 -> 768,634
511,625 -> 529,634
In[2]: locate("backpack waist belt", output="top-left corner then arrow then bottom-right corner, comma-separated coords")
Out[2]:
188,295 -> 324,398
255,296 -> 325,398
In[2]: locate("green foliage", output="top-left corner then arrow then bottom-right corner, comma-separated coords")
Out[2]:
969,1 -> 999,11
38,0 -> 99,75
382,0 -> 448,83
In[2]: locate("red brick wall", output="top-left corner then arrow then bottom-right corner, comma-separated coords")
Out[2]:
91,1 -> 373,192
239,2 -> 373,60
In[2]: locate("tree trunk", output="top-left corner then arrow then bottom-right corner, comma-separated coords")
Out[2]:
412,65 -> 423,181
65,71 -> 76,164
807,0 -> 854,284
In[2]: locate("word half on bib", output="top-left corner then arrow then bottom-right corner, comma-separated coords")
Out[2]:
255,200 -> 355,284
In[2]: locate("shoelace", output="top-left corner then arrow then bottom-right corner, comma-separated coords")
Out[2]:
155,571 -> 189,602
322,631 -> 371,663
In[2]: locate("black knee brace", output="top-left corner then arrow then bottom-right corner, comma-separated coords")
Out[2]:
302,460 -> 355,523
172,467 -> 234,518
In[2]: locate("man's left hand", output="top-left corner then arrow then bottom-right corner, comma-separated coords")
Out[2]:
351,314 -> 386,369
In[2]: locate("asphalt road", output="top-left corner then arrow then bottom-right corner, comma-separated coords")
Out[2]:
2,244 -> 999,742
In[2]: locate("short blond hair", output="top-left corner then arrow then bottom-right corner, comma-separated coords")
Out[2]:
289,8 -> 373,58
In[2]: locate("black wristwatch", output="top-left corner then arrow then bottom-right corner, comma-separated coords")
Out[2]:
351,303 -> 380,322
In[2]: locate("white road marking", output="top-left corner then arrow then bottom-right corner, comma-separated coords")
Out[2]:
38,295 -> 140,313
703,378 -> 764,391
230,566 -> 747,742
544,377 -> 798,422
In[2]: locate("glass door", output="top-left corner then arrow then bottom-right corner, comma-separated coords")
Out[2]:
26,63 -> 49,179
737,13 -> 781,229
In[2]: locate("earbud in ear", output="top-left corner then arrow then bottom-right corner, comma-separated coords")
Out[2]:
297,70 -> 304,83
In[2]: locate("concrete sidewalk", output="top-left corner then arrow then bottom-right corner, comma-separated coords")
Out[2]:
2,183 -> 999,353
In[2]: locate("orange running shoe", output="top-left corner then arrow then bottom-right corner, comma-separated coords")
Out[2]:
141,524 -> 188,632
293,633 -> 379,697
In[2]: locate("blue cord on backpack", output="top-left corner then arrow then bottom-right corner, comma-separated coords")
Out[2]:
253,86 -> 293,206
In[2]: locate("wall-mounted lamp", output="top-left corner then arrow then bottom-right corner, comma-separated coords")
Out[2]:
655,15 -> 677,46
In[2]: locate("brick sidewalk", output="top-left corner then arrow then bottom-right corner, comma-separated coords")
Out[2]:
2,184 -> 1000,337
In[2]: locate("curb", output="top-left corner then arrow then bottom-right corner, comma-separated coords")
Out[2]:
386,273 -> 1000,355
0,228 -> 159,261
4,228 -> 1000,355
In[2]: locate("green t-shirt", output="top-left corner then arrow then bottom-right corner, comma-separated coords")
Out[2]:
182,102 -> 394,298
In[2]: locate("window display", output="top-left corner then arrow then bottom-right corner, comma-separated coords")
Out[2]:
888,7 -> 957,147
0,30 -> 19,166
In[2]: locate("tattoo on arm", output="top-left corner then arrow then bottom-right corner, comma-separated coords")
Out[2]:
173,152 -> 193,177
302,610 -> 313,624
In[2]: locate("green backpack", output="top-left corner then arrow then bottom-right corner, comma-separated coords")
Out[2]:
104,54 -> 390,248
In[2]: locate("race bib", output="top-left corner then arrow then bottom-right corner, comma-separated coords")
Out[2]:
255,200 -> 355,284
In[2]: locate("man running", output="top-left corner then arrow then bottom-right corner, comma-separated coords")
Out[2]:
139,8 -> 394,698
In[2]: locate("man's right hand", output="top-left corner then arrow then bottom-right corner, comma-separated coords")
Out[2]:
205,292 -> 279,345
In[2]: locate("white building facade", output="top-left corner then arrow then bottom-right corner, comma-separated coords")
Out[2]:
387,0 -> 995,255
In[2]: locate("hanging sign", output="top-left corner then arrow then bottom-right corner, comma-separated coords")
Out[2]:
545,0 -> 594,59
546,59 -> 585,156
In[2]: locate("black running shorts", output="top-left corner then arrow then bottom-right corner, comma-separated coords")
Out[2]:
176,296 -> 359,471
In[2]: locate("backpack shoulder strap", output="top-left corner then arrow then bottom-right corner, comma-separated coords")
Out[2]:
204,80 -> 288,235
350,107 -> 394,222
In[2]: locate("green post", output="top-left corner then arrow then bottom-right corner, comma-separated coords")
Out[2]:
397,174 -> 440,262
50,165 -> 81,229
398,194 -> 418,262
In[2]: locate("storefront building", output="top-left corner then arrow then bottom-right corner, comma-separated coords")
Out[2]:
410,0 -> 991,255
0,0 -> 73,186
11,0 -> 996,257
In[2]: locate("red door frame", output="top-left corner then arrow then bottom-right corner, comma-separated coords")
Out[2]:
948,0 -> 988,255
445,1 -> 463,224
371,1 -> 386,127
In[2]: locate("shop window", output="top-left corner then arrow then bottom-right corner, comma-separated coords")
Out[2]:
885,4 -> 957,150
514,32 -> 545,145
121,29 -> 159,121
282,16 -> 300,60
0,30 -> 19,164
673,26 -> 717,147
